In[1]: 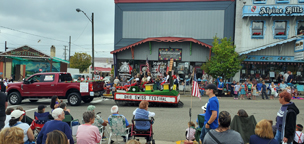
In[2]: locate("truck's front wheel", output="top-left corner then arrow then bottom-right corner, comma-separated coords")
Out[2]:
8,92 -> 22,105
67,92 -> 81,106
82,97 -> 94,103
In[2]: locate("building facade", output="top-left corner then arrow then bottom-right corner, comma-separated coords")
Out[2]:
234,0 -> 304,83
111,0 -> 235,80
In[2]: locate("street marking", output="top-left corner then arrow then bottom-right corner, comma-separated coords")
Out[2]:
25,108 -> 38,112
7,105 -> 20,108
91,99 -> 109,104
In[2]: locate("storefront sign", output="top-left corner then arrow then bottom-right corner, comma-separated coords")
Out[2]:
294,52 -> 304,61
244,55 -> 302,62
295,37 -> 304,52
4,46 -> 46,57
158,48 -> 182,61
243,5 -> 304,17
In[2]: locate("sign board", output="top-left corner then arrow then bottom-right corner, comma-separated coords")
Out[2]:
158,48 -> 182,61
269,72 -> 275,78
243,5 -> 304,17
80,83 -> 88,93
245,55 -> 298,62
294,52 -> 304,61
44,75 -> 54,81
295,38 -> 304,52
115,93 -> 179,103
0,72 -> 3,75
3,46 -> 47,57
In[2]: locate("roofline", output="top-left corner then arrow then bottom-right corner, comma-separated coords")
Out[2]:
3,45 -> 51,58
114,0 -> 235,3
110,37 -> 212,54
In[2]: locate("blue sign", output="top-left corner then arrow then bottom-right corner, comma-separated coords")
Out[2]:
244,55 -> 304,62
243,5 -> 304,17
0,72 -> 2,75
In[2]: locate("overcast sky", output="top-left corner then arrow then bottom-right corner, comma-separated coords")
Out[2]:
0,0 -> 115,60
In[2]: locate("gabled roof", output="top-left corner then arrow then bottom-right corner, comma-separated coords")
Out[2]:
1,45 -> 50,58
110,37 -> 212,54
239,37 -> 298,55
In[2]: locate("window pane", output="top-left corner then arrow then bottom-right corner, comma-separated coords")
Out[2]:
275,22 -> 286,35
298,21 -> 304,35
255,0 -> 265,1
252,22 -> 263,35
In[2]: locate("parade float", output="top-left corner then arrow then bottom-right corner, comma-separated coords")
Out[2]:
111,59 -> 183,107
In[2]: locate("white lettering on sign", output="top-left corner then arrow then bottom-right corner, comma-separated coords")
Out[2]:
116,94 -> 176,103
80,83 -> 88,93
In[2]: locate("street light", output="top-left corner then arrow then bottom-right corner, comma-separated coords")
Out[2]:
76,8 -> 95,79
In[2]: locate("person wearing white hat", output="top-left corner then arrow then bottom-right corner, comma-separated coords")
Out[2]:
4,110 -> 35,143
196,103 -> 207,128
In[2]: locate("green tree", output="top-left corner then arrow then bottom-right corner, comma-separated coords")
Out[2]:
110,66 -> 114,75
70,52 -> 92,73
201,36 -> 244,80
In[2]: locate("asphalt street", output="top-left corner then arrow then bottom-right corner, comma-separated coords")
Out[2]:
6,95 -> 304,143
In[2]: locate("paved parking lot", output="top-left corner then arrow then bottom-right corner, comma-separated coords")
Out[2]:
6,95 -> 304,143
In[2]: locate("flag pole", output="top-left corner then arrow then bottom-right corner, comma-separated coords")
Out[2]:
188,67 -> 195,142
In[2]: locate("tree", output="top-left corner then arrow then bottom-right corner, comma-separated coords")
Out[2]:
201,36 -> 244,80
70,52 -> 92,73
111,65 -> 114,75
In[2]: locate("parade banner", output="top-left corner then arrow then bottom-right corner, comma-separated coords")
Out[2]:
115,93 -> 180,104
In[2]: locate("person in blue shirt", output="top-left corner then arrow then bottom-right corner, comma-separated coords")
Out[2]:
37,108 -> 74,144
217,77 -> 224,96
108,105 -> 131,142
279,81 -> 287,91
261,81 -> 269,100
200,84 -> 219,142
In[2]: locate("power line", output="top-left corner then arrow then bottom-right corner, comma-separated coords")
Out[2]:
74,21 -> 90,43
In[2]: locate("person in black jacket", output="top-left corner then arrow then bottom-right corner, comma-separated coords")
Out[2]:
274,91 -> 299,144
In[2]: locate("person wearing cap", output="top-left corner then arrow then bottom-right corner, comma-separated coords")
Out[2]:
37,108 -> 74,144
200,84 -> 219,142
294,124 -> 304,144
4,110 -> 35,143
87,105 -> 108,129
0,92 -> 8,130
196,103 -> 207,128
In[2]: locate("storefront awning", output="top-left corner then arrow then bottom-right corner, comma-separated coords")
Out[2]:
242,5 -> 304,18
239,37 -> 298,55
51,57 -> 70,64
110,37 -> 212,54
94,67 -> 112,72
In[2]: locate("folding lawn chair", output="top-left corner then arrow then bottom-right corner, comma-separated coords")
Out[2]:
195,115 -> 205,142
108,115 -> 130,144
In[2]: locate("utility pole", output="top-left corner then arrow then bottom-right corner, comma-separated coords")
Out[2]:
4,41 -> 8,78
63,45 -> 68,61
92,13 -> 95,79
69,36 -> 71,61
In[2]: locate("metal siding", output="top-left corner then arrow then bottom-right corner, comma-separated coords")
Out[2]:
122,10 -> 225,39
224,2 -> 235,40
117,42 -> 209,62
249,41 -> 295,56
114,1 -> 235,50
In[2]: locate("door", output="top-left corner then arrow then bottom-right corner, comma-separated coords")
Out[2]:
36,74 -> 56,97
22,74 -> 42,96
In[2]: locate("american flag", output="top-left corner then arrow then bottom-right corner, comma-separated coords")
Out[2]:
192,80 -> 201,100
146,57 -> 150,73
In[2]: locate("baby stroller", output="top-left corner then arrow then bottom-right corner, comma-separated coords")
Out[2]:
131,116 -> 155,144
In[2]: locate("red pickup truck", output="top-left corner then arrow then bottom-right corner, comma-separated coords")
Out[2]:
6,72 -> 104,106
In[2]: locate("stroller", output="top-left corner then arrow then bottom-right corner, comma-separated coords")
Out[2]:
130,116 -> 155,144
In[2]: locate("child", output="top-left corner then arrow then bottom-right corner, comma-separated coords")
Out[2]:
30,105 -> 53,130
293,89 -> 300,99
261,81 -> 269,100
247,81 -> 252,100
252,84 -> 258,100
59,103 -> 73,119
286,86 -> 292,94
234,82 -> 240,100
240,82 -> 246,100
185,121 -> 196,141
270,82 -> 276,100
294,124 -> 304,144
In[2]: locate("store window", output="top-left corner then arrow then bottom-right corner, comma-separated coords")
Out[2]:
251,21 -> 265,39
296,21 -> 304,35
276,0 -> 289,3
240,62 -> 304,84
273,21 -> 289,39
253,0 -> 266,4
300,0 -> 304,3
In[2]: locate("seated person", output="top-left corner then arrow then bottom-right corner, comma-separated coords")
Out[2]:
87,105 -> 108,129
185,121 -> 196,142
133,100 -> 155,130
59,103 -> 74,124
279,81 -> 288,91
5,108 -> 14,126
292,89 -> 300,99
196,103 -> 207,128
249,119 -> 279,144
108,105 -> 131,142
30,105 -> 53,130
16,106 -> 33,126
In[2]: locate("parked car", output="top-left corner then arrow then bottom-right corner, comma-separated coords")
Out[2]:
6,72 -> 104,106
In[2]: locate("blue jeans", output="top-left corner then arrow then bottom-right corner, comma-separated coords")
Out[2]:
200,125 -> 210,142
199,90 -> 204,96
274,130 -> 292,144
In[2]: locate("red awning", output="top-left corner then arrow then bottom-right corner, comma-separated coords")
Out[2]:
94,67 -> 112,72
110,37 -> 212,54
